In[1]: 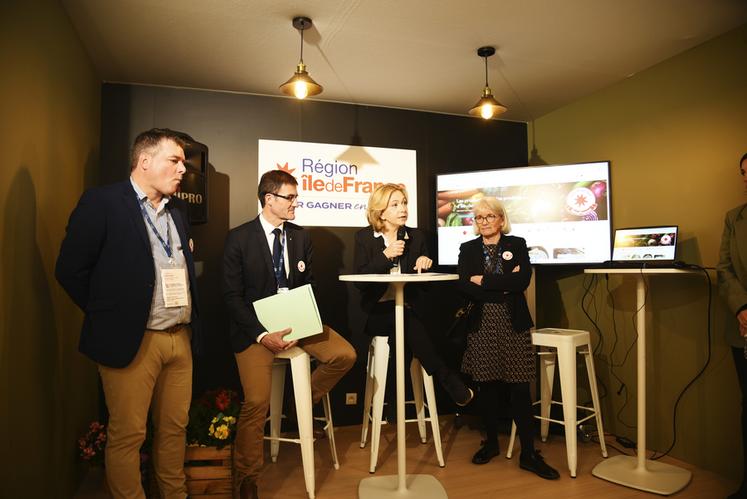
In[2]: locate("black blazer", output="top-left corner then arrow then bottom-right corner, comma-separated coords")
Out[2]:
55,180 -> 202,368
353,225 -> 428,313
222,217 -> 315,353
457,234 -> 534,333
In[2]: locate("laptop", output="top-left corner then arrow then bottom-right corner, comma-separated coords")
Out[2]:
608,226 -> 679,268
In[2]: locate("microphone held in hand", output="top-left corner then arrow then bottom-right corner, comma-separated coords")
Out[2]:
393,227 -> 407,267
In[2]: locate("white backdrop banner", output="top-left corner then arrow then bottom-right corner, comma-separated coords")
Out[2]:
258,139 -> 418,227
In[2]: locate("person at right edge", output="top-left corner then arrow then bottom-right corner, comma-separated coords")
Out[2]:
717,152 -> 747,499
457,196 -> 559,480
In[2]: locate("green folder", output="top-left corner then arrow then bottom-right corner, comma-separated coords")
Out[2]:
252,284 -> 323,341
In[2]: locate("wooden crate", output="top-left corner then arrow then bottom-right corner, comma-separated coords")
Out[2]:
183,445 -> 233,498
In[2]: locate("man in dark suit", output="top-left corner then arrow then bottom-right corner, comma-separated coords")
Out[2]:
223,170 -> 356,499
56,128 -> 201,499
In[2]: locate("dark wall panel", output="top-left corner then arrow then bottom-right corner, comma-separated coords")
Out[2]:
100,83 -> 527,424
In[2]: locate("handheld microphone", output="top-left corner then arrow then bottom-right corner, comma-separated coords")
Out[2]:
394,226 -> 407,267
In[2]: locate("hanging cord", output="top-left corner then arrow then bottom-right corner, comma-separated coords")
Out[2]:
606,273 -> 639,429
299,25 -> 305,64
581,273 -> 608,399
650,266 -> 713,460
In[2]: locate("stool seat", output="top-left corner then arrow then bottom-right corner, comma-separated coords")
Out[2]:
506,328 -> 607,477
265,346 -> 338,499
359,336 -> 445,473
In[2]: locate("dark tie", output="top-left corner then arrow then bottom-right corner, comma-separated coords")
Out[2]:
272,228 -> 288,288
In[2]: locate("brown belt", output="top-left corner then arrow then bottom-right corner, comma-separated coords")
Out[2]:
150,323 -> 189,334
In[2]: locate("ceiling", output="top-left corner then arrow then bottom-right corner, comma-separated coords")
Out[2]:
61,0 -> 747,122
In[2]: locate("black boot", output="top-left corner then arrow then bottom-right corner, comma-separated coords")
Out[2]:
519,450 -> 560,480
471,440 -> 500,465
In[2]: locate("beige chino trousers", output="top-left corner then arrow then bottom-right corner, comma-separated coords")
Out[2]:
98,326 -> 192,499
233,325 -> 356,490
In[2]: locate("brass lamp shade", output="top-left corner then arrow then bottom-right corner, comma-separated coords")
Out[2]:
469,46 -> 507,119
280,16 -> 323,100
468,87 -> 507,120
279,62 -> 323,99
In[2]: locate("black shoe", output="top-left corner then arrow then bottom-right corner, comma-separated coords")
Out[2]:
438,369 -> 474,406
312,417 -> 327,439
471,440 -> 500,465
519,450 -> 560,480
727,484 -> 747,499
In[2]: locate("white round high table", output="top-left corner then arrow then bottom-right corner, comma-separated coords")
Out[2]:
585,268 -> 695,495
339,272 -> 458,499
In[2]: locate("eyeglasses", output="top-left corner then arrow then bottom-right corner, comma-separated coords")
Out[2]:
271,192 -> 299,202
474,214 -> 502,224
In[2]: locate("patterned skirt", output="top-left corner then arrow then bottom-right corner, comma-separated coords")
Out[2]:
461,301 -> 535,383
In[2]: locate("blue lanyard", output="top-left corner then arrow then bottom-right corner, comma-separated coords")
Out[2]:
138,197 -> 173,259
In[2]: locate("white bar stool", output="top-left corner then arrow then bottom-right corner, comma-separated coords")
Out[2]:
359,335 -> 445,473
506,328 -> 608,477
265,346 -> 339,499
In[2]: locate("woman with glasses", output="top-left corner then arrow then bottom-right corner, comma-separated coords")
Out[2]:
457,196 -> 559,479
354,183 -> 474,407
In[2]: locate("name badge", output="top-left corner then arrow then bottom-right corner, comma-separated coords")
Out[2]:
161,268 -> 189,307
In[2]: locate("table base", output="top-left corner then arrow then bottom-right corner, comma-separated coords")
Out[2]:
592,455 -> 691,495
358,474 -> 448,499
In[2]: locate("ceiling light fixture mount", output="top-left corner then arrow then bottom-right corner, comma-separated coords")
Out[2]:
279,16 -> 323,99
468,46 -> 507,120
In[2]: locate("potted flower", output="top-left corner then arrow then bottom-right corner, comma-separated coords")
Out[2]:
187,388 -> 240,449
183,388 -> 240,493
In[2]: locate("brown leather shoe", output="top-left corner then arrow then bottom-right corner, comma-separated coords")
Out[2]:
239,479 -> 259,499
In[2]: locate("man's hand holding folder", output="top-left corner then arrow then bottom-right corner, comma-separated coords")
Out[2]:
259,327 -> 297,353
252,284 -> 324,349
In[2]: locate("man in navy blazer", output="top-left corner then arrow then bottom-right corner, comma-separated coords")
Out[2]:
56,128 -> 201,499
223,170 -> 355,499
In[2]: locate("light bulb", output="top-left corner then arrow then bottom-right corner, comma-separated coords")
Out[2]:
480,104 -> 494,120
294,81 -> 309,99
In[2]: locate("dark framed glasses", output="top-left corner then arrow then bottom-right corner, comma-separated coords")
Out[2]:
474,214 -> 500,224
271,192 -> 299,202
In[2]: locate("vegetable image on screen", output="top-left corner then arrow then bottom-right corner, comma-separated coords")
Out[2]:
436,162 -> 612,265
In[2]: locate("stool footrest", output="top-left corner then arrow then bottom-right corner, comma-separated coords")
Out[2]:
577,413 -> 596,424
535,415 -> 566,425
264,436 -> 302,444
532,399 -> 598,414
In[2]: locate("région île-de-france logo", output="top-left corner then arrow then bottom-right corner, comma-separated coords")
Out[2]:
274,157 -> 384,194
276,162 -> 296,174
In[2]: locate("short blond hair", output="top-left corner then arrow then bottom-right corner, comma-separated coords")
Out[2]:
366,183 -> 408,232
472,196 -> 511,235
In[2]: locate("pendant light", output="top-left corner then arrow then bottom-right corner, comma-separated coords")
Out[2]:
468,46 -> 507,120
279,16 -> 323,99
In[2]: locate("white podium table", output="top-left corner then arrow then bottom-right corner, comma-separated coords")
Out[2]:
339,272 -> 458,499
584,268 -> 695,495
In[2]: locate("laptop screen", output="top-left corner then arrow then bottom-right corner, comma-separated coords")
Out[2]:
611,226 -> 678,262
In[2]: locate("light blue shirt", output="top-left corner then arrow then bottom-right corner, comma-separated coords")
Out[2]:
130,177 -> 191,330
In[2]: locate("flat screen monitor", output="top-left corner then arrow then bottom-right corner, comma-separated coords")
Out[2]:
436,161 -> 611,265
612,226 -> 677,262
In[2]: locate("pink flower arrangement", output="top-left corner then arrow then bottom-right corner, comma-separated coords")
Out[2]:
78,421 -> 107,466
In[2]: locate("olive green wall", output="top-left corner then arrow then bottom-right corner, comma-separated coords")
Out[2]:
0,1 -> 100,497
531,24 -> 747,480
